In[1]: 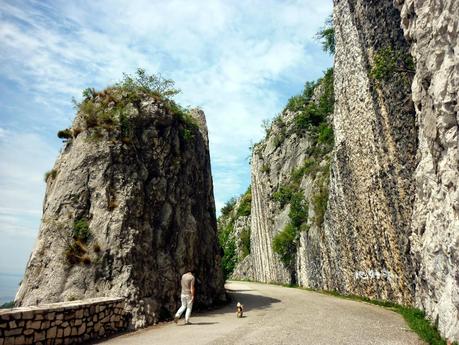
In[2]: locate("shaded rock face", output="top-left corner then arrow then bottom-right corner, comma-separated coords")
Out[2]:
396,0 -> 459,340
217,193 -> 252,280
323,0 -> 417,304
15,99 -> 225,329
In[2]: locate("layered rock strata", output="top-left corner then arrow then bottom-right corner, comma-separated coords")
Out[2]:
237,0 -> 417,301
322,0 -> 417,304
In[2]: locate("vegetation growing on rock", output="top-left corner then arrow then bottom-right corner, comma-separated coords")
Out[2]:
316,15 -> 335,55
271,68 -> 334,270
217,187 -> 252,279
60,68 -> 198,144
64,218 -> 97,265
370,46 -> 415,82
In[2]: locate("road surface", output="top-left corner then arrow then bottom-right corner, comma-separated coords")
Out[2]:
98,281 -> 424,345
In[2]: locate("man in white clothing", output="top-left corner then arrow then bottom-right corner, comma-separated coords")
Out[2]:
174,271 -> 195,325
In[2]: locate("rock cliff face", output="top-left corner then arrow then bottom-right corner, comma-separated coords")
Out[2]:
228,0 -> 459,341
15,88 -> 226,329
240,0 -> 416,297
217,190 -> 252,280
233,69 -> 334,285
322,0 -> 417,304
396,0 -> 459,340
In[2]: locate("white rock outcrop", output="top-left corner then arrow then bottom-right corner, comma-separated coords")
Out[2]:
395,0 -> 459,340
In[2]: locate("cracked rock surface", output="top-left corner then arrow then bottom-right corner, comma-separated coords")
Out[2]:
15,99 -> 225,329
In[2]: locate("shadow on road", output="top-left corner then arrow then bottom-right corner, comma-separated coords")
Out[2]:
216,288 -> 282,314
185,322 -> 218,325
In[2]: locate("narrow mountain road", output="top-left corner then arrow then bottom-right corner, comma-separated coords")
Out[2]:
98,281 -> 424,345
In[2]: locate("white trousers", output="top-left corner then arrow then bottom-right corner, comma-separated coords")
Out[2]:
175,294 -> 193,322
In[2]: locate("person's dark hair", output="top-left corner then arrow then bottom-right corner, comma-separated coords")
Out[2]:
183,266 -> 195,275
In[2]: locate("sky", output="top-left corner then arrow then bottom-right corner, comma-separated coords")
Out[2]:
0,0 -> 333,277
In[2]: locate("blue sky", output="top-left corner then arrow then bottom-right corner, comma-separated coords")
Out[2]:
0,0 -> 333,276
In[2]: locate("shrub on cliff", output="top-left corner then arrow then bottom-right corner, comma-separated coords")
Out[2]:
117,68 -> 180,98
285,81 -> 317,113
316,15 -> 335,55
370,47 -> 415,82
73,68 -> 196,140
240,227 -> 251,259
272,223 -> 298,269
221,198 -> 237,217
218,221 -> 237,280
57,128 -> 72,140
236,187 -> 252,218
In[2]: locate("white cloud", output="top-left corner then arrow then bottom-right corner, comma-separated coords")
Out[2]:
0,129 -> 58,273
0,0 -> 333,275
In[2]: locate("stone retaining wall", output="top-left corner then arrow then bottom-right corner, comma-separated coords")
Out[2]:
0,297 -> 126,345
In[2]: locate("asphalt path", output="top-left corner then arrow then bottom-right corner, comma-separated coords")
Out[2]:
98,281 -> 424,345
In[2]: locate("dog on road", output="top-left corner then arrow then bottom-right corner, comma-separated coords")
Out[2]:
236,302 -> 244,318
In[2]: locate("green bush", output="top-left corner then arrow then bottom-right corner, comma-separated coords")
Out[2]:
236,187 -> 252,217
289,192 -> 308,229
44,169 -> 58,182
222,238 -> 237,279
294,103 -> 324,131
316,15 -> 335,55
312,179 -> 329,227
370,47 -> 415,81
261,163 -> 270,174
218,221 -> 237,280
273,185 -> 294,208
74,69 -> 194,142
82,87 -> 96,100
285,81 -> 317,113
181,128 -> 194,142
292,159 -> 318,184
318,124 -> 334,145
272,223 -> 298,269
57,128 -> 73,140
73,219 -> 91,243
221,198 -> 237,217
240,227 -> 251,259
117,68 -> 180,98
317,68 -> 334,115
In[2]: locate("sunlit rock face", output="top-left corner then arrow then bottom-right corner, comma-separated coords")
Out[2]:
15,95 -> 226,329
244,0 -> 417,302
395,0 -> 459,340
323,0 -> 417,304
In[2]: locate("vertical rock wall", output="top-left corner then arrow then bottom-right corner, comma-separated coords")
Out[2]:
396,0 -> 459,340
15,96 -> 226,329
250,142 -> 293,283
322,0 -> 417,304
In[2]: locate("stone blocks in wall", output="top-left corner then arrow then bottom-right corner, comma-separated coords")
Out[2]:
0,297 -> 126,344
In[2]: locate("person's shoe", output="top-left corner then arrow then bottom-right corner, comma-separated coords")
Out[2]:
185,321 -> 192,325
174,316 -> 179,324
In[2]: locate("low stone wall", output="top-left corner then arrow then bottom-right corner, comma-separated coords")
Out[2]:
0,297 -> 126,345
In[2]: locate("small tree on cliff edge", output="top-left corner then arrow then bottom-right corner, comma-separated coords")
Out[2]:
316,15 -> 335,55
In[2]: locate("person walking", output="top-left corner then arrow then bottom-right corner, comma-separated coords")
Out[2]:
174,270 -> 195,325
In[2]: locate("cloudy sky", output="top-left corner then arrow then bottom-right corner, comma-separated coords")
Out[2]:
0,0 -> 333,276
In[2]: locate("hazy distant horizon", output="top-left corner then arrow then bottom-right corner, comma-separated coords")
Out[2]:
0,272 -> 22,304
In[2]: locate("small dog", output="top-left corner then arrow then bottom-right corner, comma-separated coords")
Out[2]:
236,302 -> 244,318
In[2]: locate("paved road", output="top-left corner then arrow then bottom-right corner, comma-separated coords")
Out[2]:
98,281 -> 424,345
